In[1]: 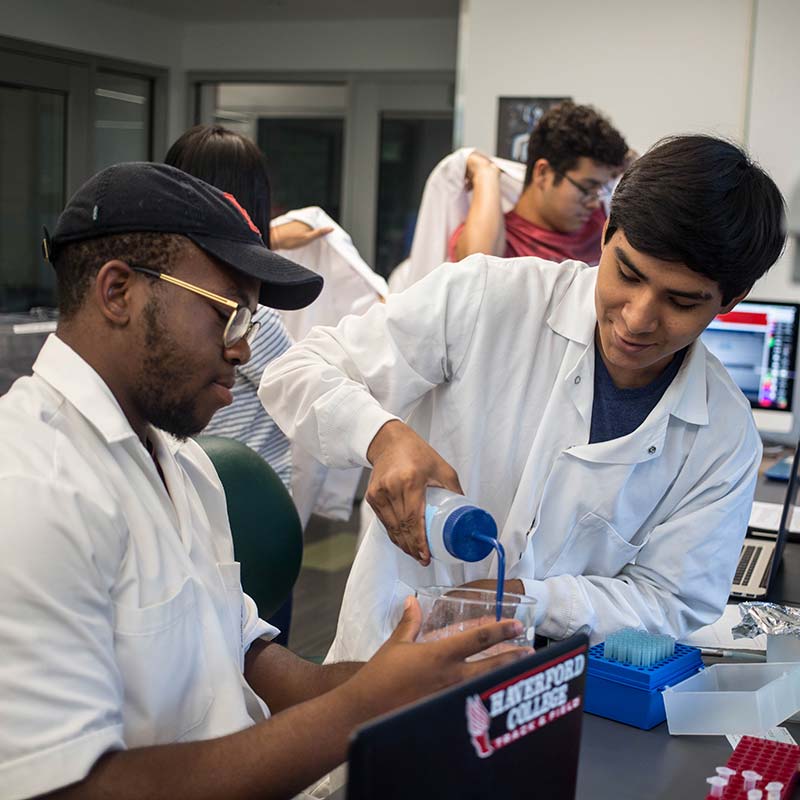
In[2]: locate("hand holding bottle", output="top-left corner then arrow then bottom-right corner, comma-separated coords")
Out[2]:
365,420 -> 463,564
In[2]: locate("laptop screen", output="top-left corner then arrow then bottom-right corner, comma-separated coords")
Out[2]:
768,441 -> 800,593
701,300 -> 800,442
347,635 -> 588,800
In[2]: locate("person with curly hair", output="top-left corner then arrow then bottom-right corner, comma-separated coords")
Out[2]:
450,101 -> 629,265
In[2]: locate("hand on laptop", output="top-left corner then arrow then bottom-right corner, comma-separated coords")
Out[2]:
342,596 -> 532,719
366,420 -> 463,565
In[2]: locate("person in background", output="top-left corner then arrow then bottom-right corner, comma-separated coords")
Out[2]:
165,124 -> 332,645
260,135 -> 786,662
450,101 -> 628,265
0,162 -> 527,800
165,124 -> 331,490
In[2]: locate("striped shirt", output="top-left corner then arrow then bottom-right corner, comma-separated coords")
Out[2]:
203,306 -> 293,488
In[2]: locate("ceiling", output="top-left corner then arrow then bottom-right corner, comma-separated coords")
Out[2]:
98,0 -> 459,22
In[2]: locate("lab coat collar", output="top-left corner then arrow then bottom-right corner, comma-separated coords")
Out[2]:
546,264 -> 598,347
33,334 -> 140,445
566,341 -> 710,466
667,339 -> 709,426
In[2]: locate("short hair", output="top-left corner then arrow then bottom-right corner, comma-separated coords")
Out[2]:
164,124 -> 272,247
54,232 -> 186,319
523,101 -> 628,186
605,135 -> 786,304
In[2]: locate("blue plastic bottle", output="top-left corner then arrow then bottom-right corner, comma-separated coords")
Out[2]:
424,488 -> 506,620
424,488 -> 498,564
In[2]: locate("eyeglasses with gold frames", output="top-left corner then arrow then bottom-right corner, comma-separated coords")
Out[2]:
130,265 -> 260,348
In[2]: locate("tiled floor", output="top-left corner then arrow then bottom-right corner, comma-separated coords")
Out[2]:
288,504 -> 361,660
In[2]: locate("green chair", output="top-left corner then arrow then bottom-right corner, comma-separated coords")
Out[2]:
195,435 -> 303,620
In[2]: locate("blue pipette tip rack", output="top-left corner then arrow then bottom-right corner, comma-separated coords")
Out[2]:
585,636 -> 703,730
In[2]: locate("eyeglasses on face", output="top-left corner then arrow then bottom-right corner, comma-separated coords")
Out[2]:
129,265 -> 260,349
554,170 -> 611,204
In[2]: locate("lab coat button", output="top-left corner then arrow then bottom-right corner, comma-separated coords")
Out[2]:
648,445 -> 657,454
574,375 -> 581,385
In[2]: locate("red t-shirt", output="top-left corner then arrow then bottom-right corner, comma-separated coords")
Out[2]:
448,206 -> 606,265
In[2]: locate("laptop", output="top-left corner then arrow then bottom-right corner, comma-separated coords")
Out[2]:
347,634 -> 589,800
731,442 -> 798,599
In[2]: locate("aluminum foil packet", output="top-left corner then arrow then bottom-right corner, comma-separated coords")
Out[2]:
732,602 -> 800,639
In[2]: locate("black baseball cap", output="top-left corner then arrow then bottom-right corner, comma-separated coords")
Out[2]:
43,162 -> 323,310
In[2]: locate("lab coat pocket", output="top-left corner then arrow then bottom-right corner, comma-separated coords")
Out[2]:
113,576 -> 213,746
545,512 -> 644,578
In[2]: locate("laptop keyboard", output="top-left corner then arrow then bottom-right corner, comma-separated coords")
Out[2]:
734,544 -> 759,586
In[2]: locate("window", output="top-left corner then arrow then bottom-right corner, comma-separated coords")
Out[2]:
0,83 -> 65,311
93,71 -> 153,172
0,39 -> 165,315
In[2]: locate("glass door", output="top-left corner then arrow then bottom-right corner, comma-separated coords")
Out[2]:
198,81 -> 347,222
375,113 -> 453,277
0,49 -> 89,392
193,75 -> 454,270
0,83 -> 65,311
93,70 -> 154,172
0,50 -> 89,315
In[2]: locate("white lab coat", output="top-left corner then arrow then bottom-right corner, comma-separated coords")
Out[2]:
271,206 -> 387,340
0,336 -> 276,799
260,255 -> 761,661
395,148 -> 524,292
270,207 -> 388,525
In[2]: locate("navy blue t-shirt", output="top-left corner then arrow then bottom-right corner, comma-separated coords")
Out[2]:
589,340 -> 687,444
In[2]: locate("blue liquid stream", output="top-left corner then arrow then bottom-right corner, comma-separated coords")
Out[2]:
471,534 -> 506,621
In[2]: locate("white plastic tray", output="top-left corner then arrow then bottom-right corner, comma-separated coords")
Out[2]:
662,662 -> 800,735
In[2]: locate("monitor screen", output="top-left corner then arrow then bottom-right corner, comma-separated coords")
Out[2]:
701,300 -> 800,441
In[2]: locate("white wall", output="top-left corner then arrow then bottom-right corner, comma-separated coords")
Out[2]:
746,0 -> 800,300
0,0 -> 185,140
181,17 -> 457,73
457,0 -> 752,155
456,0 -> 800,295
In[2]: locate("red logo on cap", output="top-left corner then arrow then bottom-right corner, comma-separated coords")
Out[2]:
223,192 -> 262,236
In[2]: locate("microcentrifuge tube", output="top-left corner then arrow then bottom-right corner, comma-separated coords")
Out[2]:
747,790 -> 763,800
765,781 -> 783,800
706,776 -> 726,798
715,766 -> 736,784
742,771 -> 762,791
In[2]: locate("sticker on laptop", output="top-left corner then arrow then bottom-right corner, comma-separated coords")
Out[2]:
466,647 -> 586,758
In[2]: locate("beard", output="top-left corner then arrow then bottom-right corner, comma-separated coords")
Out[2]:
134,295 -> 208,440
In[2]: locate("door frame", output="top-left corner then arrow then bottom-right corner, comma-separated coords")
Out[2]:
187,69 -> 455,265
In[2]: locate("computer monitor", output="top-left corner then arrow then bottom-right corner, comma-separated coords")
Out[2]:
701,299 -> 800,444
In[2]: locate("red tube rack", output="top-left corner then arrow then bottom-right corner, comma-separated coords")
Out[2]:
704,735 -> 800,799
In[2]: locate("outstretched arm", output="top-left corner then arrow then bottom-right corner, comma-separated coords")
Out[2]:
453,152 -> 505,260
258,258 -> 494,564
37,601 -> 528,800
365,419 -> 463,565
271,220 -> 333,250
530,438 -> 759,642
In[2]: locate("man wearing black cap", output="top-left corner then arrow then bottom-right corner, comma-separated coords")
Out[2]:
0,163 -> 526,800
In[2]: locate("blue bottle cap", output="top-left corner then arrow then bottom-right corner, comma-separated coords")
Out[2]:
442,505 -> 498,562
